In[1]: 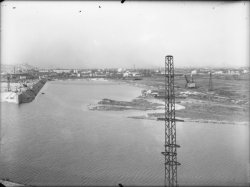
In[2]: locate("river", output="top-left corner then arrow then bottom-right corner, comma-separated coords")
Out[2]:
0,79 -> 249,186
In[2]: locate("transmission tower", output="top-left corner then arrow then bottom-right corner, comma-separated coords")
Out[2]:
208,72 -> 213,91
162,55 -> 180,187
7,74 -> 10,92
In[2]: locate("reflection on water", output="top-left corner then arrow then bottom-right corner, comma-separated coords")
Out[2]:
0,80 -> 249,186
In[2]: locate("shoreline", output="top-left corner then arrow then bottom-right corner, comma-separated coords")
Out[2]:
87,78 -> 249,125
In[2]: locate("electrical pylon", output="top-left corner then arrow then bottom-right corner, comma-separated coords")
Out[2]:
7,74 -> 10,92
208,72 -> 213,91
162,55 -> 180,187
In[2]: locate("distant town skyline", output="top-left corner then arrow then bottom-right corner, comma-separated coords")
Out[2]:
1,1 -> 249,69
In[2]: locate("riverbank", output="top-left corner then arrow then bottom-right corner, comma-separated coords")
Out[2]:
89,78 -> 249,125
88,98 -> 161,111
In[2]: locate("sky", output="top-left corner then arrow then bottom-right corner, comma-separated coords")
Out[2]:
1,1 -> 249,69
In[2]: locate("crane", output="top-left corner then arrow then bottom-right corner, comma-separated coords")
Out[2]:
184,74 -> 196,88
7,74 -> 10,91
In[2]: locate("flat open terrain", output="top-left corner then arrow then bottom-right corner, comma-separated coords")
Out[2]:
117,74 -> 249,124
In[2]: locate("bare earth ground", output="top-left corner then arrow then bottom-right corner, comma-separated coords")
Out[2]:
89,75 -> 249,125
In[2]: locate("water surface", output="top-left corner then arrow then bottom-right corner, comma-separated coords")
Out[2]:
0,80 -> 249,186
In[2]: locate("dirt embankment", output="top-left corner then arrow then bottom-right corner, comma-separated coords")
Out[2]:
88,98 -> 161,111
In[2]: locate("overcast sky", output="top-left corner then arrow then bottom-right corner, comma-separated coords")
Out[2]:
1,1 -> 249,69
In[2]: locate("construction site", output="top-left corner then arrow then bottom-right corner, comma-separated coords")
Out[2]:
87,55 -> 249,186
1,55 -> 249,187
1,1 -> 249,186
90,65 -> 249,125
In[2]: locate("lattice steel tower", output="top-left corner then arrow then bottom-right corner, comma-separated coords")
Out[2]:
162,55 -> 181,187
7,74 -> 10,92
208,72 -> 213,91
